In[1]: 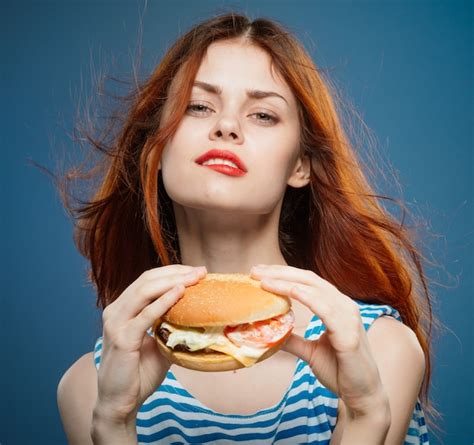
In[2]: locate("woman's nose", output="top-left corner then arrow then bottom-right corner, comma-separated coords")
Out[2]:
209,115 -> 244,143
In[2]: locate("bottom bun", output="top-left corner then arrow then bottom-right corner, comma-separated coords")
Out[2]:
154,331 -> 285,372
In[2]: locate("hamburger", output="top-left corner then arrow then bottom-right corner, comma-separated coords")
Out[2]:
153,273 -> 295,372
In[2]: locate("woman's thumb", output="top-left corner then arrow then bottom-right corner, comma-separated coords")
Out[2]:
280,333 -> 313,364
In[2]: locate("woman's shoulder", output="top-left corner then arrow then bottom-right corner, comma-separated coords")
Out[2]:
353,299 -> 421,349
57,352 -> 97,444
361,303 -> 426,393
367,314 -> 424,361
58,352 -> 97,402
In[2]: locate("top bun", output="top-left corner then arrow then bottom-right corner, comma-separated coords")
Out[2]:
163,273 -> 290,327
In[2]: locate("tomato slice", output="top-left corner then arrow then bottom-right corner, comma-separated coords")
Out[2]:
224,310 -> 295,349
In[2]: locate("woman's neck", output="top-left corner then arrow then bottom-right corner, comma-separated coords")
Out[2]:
173,204 -> 288,273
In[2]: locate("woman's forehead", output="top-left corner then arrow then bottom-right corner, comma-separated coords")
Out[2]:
194,40 -> 292,98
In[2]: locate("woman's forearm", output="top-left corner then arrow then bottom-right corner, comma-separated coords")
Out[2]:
339,390 -> 392,445
340,414 -> 391,445
90,407 -> 138,445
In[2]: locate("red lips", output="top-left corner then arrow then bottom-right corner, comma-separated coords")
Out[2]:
194,149 -> 248,173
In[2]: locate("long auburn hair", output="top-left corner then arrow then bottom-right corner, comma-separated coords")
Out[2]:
47,11 -> 443,435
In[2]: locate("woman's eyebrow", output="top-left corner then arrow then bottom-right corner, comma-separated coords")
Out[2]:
193,80 -> 289,106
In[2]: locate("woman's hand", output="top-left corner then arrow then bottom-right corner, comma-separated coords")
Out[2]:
94,264 -> 207,424
250,264 -> 390,419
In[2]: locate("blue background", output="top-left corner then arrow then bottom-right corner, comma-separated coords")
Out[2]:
2,1 -> 472,444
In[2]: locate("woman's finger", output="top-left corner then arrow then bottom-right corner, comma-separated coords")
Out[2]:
280,332 -> 314,363
259,278 -> 361,353
126,284 -> 187,344
138,264 -> 203,282
122,270 -> 204,318
109,269 -> 205,325
281,331 -> 340,394
251,264 -> 326,289
111,265 -> 200,315
260,278 -> 337,326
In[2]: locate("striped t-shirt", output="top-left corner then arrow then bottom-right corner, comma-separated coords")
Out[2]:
93,301 -> 430,444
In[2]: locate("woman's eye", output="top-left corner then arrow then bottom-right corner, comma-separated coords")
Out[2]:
186,103 -> 278,125
251,112 -> 278,125
187,103 -> 212,114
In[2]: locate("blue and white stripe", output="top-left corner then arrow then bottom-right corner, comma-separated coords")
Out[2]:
93,301 -> 429,444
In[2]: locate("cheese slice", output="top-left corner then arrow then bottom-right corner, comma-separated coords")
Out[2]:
207,342 -> 267,367
161,322 -> 269,367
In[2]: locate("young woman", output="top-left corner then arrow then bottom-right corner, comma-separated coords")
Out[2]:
56,12 -> 437,444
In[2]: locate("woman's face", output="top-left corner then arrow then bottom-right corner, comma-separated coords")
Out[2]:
160,39 -> 308,215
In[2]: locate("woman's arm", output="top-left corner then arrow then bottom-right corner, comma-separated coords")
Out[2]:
330,316 -> 426,444
57,352 -> 97,445
57,352 -> 138,445
250,265 -> 426,445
